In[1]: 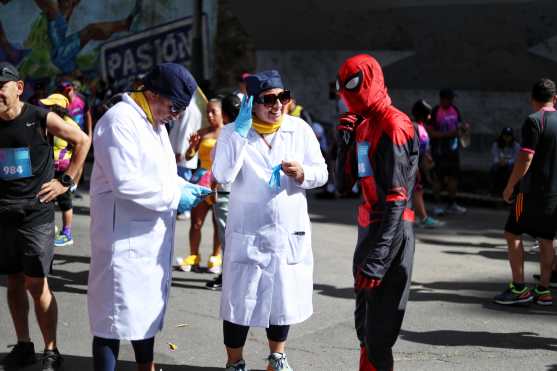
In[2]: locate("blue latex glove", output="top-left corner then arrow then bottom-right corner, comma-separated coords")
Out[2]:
177,183 -> 212,213
234,95 -> 254,138
268,164 -> 283,191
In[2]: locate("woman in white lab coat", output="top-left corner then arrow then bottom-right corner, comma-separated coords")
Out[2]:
88,63 -> 210,371
212,70 -> 328,371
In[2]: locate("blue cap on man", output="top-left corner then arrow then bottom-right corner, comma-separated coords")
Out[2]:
0,62 -> 20,82
245,70 -> 284,97
142,63 -> 197,110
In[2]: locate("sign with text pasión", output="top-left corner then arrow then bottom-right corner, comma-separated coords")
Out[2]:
100,15 -> 208,90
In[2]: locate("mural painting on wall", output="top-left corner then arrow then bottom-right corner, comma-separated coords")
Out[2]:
0,0 -> 210,92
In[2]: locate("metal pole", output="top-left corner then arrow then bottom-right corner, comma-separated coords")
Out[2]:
191,0 -> 204,81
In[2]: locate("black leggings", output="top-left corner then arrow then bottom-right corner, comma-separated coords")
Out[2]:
223,320 -> 290,348
92,336 -> 154,371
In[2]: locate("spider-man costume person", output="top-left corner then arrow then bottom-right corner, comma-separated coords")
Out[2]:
335,54 -> 419,371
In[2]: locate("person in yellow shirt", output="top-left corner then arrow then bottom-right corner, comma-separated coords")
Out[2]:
176,97 -> 224,273
39,93 -> 80,247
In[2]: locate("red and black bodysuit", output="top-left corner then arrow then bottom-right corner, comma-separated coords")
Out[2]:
335,54 -> 418,371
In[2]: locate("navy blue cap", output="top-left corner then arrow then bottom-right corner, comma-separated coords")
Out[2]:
245,70 -> 284,97
142,63 -> 197,110
0,62 -> 20,82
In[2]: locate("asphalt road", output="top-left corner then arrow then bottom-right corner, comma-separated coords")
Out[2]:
0,194 -> 555,371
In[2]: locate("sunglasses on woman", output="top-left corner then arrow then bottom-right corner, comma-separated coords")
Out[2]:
255,90 -> 292,106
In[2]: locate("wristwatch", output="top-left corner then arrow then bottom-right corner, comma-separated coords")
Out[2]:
58,173 -> 75,187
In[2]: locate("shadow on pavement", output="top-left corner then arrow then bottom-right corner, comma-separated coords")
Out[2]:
313,283 -> 354,299
0,353 -> 226,371
399,330 -> 557,351
418,238 -> 504,249
49,254 -> 90,295
314,281 -> 557,315
547,365 -> 557,371
443,249 -> 539,262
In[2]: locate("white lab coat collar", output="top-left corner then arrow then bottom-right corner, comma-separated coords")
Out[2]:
121,93 -> 153,129
278,115 -> 298,132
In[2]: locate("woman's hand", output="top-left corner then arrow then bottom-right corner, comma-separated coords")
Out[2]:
282,160 -> 304,183
185,132 -> 201,160
234,96 -> 254,138
188,132 -> 201,148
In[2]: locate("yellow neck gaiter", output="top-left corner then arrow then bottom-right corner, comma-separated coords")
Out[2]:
130,92 -> 155,125
252,115 -> 283,135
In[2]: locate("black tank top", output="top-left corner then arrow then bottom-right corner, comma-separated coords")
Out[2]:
0,103 -> 53,201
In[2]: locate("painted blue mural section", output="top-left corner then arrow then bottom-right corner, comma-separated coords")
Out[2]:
0,0 -> 216,82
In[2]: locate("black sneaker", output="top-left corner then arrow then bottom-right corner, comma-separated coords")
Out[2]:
206,274 -> 222,290
533,272 -> 557,288
493,283 -> 534,305
1,341 -> 36,368
41,349 -> 63,371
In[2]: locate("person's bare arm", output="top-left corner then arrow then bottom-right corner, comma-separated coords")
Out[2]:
502,151 -> 533,203
85,108 -> 93,137
37,112 -> 91,202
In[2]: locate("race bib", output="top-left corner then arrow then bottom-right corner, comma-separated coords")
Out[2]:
357,141 -> 373,177
0,147 -> 32,180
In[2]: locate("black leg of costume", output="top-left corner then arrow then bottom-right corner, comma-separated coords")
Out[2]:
354,222 -> 414,371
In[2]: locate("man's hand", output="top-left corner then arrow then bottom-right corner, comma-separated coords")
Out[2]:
281,160 -> 304,183
354,269 -> 381,292
38,179 -> 69,203
502,184 -> 515,204
336,112 -> 363,145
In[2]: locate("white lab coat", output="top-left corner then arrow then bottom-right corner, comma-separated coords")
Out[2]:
88,94 -> 185,340
212,115 -> 328,327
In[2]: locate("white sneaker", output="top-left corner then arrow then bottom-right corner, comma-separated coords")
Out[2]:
267,352 -> 293,371
225,359 -> 248,371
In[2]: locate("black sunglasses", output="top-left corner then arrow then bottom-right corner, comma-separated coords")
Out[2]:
169,102 -> 186,114
255,90 -> 291,106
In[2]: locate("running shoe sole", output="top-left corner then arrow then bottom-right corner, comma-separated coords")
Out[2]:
54,240 -> 74,247
207,266 -> 222,274
494,294 -> 534,305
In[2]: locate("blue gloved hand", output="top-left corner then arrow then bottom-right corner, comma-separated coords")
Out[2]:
268,164 -> 283,191
177,183 -> 212,213
234,95 -> 254,138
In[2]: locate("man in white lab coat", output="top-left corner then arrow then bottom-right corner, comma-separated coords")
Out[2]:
212,70 -> 328,371
88,63 -> 211,371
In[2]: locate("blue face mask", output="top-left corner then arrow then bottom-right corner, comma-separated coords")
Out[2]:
268,164 -> 283,191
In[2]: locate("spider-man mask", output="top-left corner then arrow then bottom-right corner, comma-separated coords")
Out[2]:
336,54 -> 392,116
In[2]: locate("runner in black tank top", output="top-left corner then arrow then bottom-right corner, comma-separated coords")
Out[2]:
0,62 -> 90,371
0,103 -> 54,225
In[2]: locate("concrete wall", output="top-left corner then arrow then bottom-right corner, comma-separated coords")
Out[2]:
257,50 -> 532,171
233,0 -> 557,171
